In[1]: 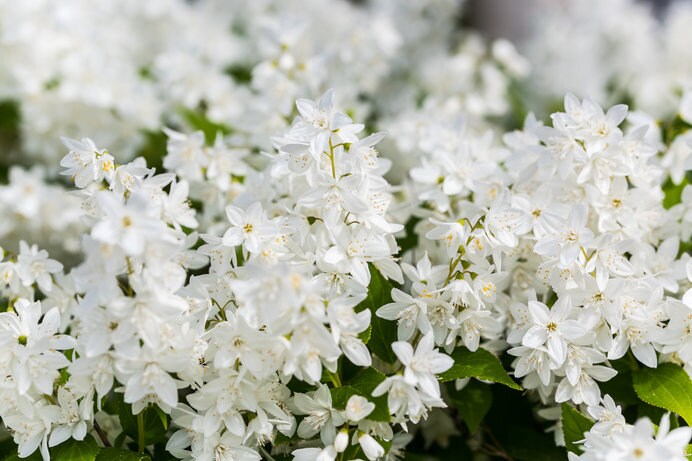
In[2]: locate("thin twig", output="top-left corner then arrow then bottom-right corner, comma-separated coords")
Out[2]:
93,420 -> 112,447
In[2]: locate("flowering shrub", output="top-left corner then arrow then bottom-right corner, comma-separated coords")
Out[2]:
1,1 -> 692,461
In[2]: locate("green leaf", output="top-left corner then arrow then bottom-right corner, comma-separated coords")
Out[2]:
598,367 -> 638,405
502,424 -> 567,461
51,436 -> 101,461
2,454 -> 42,461
358,324 -> 372,344
94,448 -> 151,461
633,363 -> 692,425
663,177 -> 689,209
118,401 -> 169,447
437,347 -> 521,390
180,108 -> 232,142
356,265 -> 398,363
561,403 -> 594,454
135,130 -> 167,171
329,367 -> 391,422
348,367 -> 390,422
448,381 -> 493,433
0,438 -> 42,461
396,216 -> 420,254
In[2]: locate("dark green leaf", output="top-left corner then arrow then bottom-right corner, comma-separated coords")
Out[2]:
356,265 -> 398,363
329,367 -> 390,422
663,177 -> 689,209
0,438 -> 38,461
561,403 -> 594,454
180,108 -> 232,142
437,347 -> 521,390
2,454 -> 41,461
0,438 -> 42,461
448,381 -> 493,433
118,401 -> 169,447
598,367 -> 638,406
396,217 -> 420,254
502,424 -> 566,461
633,363 -> 692,425
94,448 -> 151,461
50,435 -> 101,461
348,367 -> 390,422
135,130 -> 167,171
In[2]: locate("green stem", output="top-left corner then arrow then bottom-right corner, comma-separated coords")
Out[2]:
328,138 -> 337,179
328,369 -> 342,388
137,411 -> 145,453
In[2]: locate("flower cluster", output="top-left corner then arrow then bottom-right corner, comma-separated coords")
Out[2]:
2,2 -> 692,461
570,396 -> 691,461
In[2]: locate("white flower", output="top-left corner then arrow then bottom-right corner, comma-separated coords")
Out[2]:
345,395 -> 375,423
535,204 -> 593,268
60,137 -> 115,188
16,241 -> 63,293
392,333 -> 453,399
0,299 -> 73,395
377,289 -> 432,341
221,203 -> 276,255
358,432 -> 385,461
293,384 -> 345,445
521,298 -> 586,366
91,191 -> 171,256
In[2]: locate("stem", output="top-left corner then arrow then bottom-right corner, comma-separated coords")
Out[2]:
481,424 -> 514,461
259,446 -> 277,461
328,138 -> 337,179
137,411 -> 145,453
93,420 -> 111,447
328,369 -> 342,388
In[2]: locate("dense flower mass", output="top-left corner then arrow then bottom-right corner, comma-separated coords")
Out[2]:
1,1 -> 692,460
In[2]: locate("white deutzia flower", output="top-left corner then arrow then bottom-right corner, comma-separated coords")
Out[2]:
322,229 -> 391,287
110,158 -> 152,198
0,299 -> 74,395
91,191 -> 173,256
162,179 -> 198,231
393,333 -> 453,399
377,288 -> 432,341
358,432 -> 385,461
554,364 -> 616,406
293,89 -> 364,149
345,395 -> 375,423
658,299 -> 692,373
521,298 -> 586,366
163,128 -> 208,181
292,384 -> 346,444
0,260 -> 23,297
60,137 -> 115,188
47,387 -> 92,447
221,203 -> 277,255
607,289 -> 663,368
573,414 -> 692,461
16,240 -> 63,293
584,235 -> 634,291
586,395 -> 627,436
425,220 -> 467,258
3,403 -> 57,461
631,236 -> 680,293
327,297 -> 372,367
292,446 -> 337,461
120,356 -> 180,413
535,204 -> 594,268
508,345 -> 553,386
210,432 -> 262,461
